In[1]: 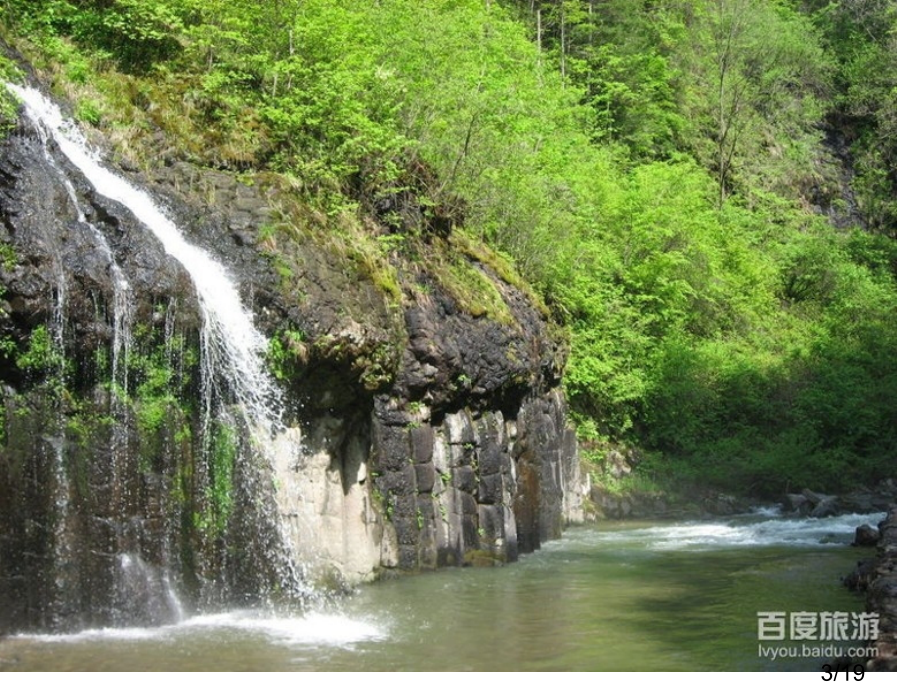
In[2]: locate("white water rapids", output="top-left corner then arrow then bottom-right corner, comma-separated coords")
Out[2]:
548,509 -> 887,551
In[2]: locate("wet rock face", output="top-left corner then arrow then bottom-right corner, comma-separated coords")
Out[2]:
396,271 -> 560,413
354,252 -> 579,570
0,88 -> 582,633
853,524 -> 880,548
1,113 -> 207,633
0,126 -> 194,330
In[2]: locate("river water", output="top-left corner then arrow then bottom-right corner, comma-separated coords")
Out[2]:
0,510 -> 879,672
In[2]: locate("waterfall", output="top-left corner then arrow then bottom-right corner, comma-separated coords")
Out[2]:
24,119 -> 77,626
6,83 -> 285,439
4,82 -> 310,616
34,118 -> 134,399
32,113 -> 136,510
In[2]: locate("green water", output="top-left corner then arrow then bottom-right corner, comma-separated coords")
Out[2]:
0,514 -> 877,671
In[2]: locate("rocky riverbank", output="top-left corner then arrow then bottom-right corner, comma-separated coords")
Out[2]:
587,478 -> 896,522
845,507 -> 897,671
783,481 -> 895,518
587,484 -> 759,520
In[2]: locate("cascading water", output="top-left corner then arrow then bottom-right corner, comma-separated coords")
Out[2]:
24,121 -> 76,627
32,115 -> 134,400
4,82 -> 311,622
28,99 -> 186,626
6,83 -> 284,438
32,111 -> 135,510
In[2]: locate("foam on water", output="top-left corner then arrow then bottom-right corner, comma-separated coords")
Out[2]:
591,511 -> 886,551
18,610 -> 386,648
183,611 -> 386,645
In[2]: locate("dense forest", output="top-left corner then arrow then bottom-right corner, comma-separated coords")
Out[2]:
1,0 -> 896,498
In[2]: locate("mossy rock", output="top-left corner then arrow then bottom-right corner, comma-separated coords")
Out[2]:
462,549 -> 506,568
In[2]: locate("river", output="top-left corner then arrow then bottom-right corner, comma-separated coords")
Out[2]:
0,510 -> 879,671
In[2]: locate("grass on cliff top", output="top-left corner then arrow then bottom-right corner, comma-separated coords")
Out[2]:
1,32 -> 542,330
1,32 -> 407,308
0,50 -> 23,132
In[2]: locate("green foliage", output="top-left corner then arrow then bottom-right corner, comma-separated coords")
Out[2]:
75,96 -> 102,125
128,323 -> 196,438
809,0 -> 896,235
435,249 -> 514,325
205,421 -> 236,536
16,325 -> 65,374
23,0 -> 188,73
0,241 -> 16,270
0,332 -> 15,358
670,0 -> 831,205
638,226 -> 895,494
0,60 -> 22,136
594,468 -> 665,500
1,0 -> 894,498
132,346 -> 177,434
266,328 -> 306,382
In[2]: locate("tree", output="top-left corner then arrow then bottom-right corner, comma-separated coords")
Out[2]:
673,0 -> 830,206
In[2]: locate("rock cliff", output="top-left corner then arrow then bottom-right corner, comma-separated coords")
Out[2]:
0,76 -> 583,633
